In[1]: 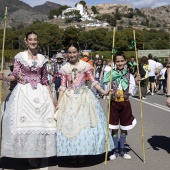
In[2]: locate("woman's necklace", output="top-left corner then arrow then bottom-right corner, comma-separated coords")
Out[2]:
28,51 -> 38,67
70,60 -> 79,84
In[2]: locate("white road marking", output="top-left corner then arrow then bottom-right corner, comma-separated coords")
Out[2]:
40,168 -> 48,170
153,103 -> 170,110
131,97 -> 170,112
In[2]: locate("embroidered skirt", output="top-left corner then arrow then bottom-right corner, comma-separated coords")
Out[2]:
1,83 -> 57,158
56,87 -> 114,156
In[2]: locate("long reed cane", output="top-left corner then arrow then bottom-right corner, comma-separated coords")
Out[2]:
104,27 -> 116,164
0,7 -> 8,158
133,30 -> 146,163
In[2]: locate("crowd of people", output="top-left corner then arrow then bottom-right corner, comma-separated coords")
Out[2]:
0,31 -> 169,168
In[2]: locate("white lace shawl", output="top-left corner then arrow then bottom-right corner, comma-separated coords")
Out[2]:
15,51 -> 47,67
59,60 -> 92,75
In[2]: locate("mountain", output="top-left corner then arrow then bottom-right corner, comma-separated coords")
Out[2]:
33,1 -> 61,15
0,0 -> 33,16
93,3 -> 170,31
8,9 -> 48,27
0,0 -> 61,29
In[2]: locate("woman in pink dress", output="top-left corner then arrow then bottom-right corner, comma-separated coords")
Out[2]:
55,42 -> 114,163
0,32 -> 56,168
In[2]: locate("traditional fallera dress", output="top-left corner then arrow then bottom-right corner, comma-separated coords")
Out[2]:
1,51 -> 57,158
56,60 -> 114,156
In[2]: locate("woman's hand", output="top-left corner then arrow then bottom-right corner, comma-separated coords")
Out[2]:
136,74 -> 141,81
0,72 -> 5,80
55,104 -> 59,112
52,99 -> 57,107
103,89 -> 114,95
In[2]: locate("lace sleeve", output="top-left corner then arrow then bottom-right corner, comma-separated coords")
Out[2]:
12,58 -> 22,80
41,62 -> 49,86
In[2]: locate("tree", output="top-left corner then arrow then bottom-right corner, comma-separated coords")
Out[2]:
64,10 -> 81,23
63,27 -> 80,47
91,6 -> 98,14
134,8 -> 145,17
95,14 -> 116,26
78,1 -> 86,6
49,5 -> 70,19
124,12 -> 134,18
114,12 -> 122,20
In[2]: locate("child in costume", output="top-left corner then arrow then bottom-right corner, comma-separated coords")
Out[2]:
104,51 -> 139,160
55,42 -> 114,163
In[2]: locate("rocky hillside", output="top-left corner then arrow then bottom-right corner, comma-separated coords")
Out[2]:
33,1 -> 61,15
0,0 -> 33,16
95,3 -> 132,15
93,3 -> 170,31
0,0 -> 61,29
140,6 -> 170,27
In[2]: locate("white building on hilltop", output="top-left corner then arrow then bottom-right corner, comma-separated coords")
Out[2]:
62,3 -> 84,17
61,3 -> 94,21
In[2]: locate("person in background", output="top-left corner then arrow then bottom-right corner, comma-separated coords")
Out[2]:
46,59 -> 53,86
8,65 -> 17,92
166,61 -> 170,107
53,53 -> 66,100
94,59 -> 104,98
148,54 -> 157,95
81,51 -> 94,89
94,54 -> 100,65
139,56 -> 150,99
3,65 -> 18,111
154,57 -> 163,93
101,59 -> 112,99
158,63 -> 167,95
127,56 -> 137,76
63,52 -> 69,62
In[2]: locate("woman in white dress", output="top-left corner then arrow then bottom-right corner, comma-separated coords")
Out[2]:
0,32 -> 56,168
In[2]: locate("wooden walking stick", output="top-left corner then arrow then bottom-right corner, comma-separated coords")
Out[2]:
0,7 -> 8,157
104,27 -> 116,164
133,30 -> 146,163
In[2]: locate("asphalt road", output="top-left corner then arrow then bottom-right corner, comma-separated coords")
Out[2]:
1,83 -> 170,170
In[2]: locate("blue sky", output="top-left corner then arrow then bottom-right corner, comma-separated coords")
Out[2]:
21,0 -> 170,8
